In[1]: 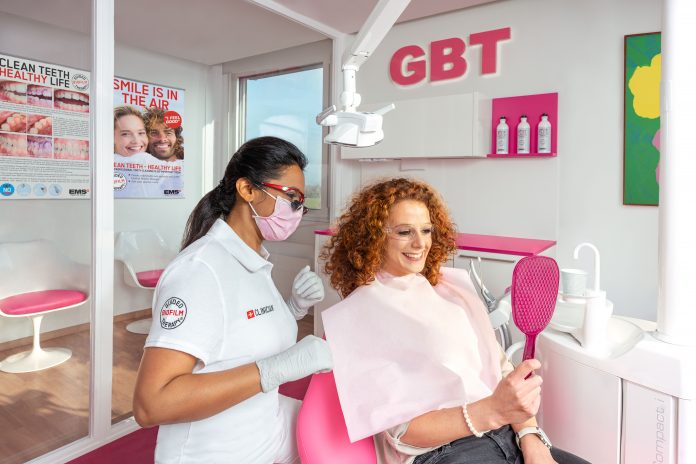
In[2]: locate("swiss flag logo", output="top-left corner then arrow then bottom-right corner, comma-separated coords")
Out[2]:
246,310 -> 255,319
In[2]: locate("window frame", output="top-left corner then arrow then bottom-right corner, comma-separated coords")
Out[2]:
227,41 -> 332,222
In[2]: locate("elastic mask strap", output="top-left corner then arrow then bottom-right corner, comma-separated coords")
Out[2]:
249,189 -> 280,219
248,201 -> 262,218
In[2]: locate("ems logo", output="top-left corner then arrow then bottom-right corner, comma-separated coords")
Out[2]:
246,310 -> 255,319
160,297 -> 187,329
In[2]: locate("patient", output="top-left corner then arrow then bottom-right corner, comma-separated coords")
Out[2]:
320,178 -> 588,464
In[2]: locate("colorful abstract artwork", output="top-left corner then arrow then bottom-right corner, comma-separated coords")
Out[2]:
624,32 -> 661,206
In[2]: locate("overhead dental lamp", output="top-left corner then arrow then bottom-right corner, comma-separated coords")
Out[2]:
316,0 -> 411,147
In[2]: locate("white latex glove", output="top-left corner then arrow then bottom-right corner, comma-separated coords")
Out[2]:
255,335 -> 333,393
287,265 -> 325,320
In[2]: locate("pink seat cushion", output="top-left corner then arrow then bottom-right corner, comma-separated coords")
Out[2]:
0,290 -> 87,316
136,269 -> 164,288
297,372 -> 377,464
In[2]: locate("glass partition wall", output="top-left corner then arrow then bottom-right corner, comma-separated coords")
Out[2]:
0,0 -> 333,461
0,3 -> 98,463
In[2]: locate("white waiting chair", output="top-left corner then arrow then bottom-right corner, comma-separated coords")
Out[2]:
0,240 -> 89,373
115,230 -> 176,334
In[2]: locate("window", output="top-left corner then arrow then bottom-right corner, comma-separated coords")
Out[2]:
240,65 -> 326,213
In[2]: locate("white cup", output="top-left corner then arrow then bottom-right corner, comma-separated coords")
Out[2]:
580,292 -> 612,356
561,268 -> 587,296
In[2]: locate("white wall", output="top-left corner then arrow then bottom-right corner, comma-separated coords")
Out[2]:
335,0 -> 660,320
0,12 -> 210,341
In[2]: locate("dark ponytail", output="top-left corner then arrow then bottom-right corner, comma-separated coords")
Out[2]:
181,136 -> 307,250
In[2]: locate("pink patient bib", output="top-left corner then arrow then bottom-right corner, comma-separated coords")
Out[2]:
322,267 -> 502,443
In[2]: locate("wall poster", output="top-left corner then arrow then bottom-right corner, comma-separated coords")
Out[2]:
0,53 -> 90,200
0,53 -> 186,200
624,32 -> 661,206
113,77 -> 185,198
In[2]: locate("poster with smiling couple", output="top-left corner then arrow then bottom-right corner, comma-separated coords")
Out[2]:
113,77 -> 185,198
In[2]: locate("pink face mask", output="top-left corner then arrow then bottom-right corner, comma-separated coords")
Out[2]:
249,190 -> 303,241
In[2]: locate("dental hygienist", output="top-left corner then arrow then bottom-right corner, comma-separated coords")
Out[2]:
133,136 -> 333,464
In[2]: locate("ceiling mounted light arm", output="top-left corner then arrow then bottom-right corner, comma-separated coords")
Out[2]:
317,0 -> 411,147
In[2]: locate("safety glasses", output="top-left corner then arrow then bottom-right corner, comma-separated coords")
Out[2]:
258,182 -> 309,215
385,224 -> 435,241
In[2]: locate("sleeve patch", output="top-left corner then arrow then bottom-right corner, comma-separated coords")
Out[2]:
160,297 -> 187,329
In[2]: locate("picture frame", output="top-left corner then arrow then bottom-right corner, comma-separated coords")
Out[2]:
623,32 -> 661,206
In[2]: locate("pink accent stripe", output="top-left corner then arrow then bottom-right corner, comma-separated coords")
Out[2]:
0,290 -> 87,316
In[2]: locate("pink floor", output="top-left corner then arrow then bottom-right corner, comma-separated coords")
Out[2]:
68,427 -> 158,464
67,377 -> 310,463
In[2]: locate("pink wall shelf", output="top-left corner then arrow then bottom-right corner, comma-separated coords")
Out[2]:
488,92 -> 558,158
487,153 -> 556,158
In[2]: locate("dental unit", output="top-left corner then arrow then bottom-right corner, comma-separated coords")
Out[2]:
535,2 -> 696,462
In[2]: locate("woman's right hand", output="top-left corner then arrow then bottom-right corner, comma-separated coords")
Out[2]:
487,359 -> 543,427
256,335 -> 333,392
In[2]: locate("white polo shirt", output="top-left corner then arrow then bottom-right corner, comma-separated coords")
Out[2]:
145,219 -> 298,463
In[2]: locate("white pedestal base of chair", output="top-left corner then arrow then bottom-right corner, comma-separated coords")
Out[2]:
0,315 -> 72,373
126,318 -> 152,334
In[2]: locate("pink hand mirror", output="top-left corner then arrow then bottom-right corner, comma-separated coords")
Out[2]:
511,256 -> 560,362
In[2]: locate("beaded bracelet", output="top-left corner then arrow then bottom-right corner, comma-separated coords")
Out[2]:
462,403 -> 488,438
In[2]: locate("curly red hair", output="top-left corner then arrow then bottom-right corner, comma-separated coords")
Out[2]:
320,178 -> 457,298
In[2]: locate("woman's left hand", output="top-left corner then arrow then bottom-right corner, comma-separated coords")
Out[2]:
520,437 -> 558,464
287,265 -> 325,319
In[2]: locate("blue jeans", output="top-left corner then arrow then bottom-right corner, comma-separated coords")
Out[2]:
412,426 -> 590,464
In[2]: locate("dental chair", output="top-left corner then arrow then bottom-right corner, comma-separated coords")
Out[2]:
0,240 -> 89,373
297,303 -> 516,464
296,371 -> 377,464
115,230 -> 175,334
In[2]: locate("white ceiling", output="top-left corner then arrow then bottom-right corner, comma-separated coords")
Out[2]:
0,0 -> 497,65
272,0 -> 498,34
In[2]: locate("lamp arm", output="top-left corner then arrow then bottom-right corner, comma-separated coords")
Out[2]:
338,0 -> 410,112
342,0 -> 411,71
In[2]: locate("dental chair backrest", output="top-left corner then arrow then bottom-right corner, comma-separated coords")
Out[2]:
296,371 -> 377,464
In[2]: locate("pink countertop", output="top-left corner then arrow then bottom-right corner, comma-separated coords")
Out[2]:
454,233 -> 555,256
314,229 -> 555,256
314,229 -> 335,236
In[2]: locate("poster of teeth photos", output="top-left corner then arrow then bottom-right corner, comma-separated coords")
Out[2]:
113,77 -> 185,198
0,53 -> 91,200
